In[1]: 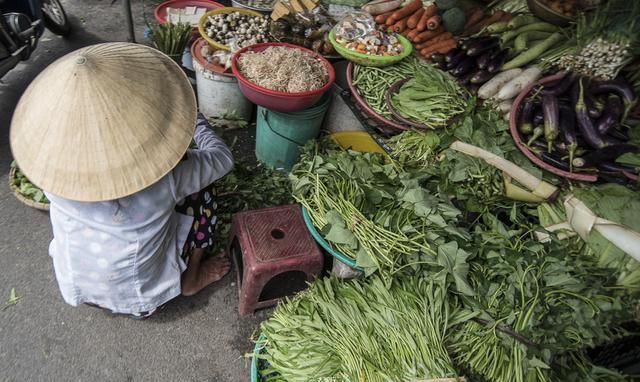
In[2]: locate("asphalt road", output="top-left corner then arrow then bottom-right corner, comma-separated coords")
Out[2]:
0,1 -> 263,381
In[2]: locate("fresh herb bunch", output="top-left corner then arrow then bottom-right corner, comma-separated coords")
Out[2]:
151,21 -> 192,57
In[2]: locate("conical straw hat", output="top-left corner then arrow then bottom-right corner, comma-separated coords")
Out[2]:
10,42 -> 197,202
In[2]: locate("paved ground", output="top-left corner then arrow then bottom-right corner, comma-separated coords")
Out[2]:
0,1 -> 266,381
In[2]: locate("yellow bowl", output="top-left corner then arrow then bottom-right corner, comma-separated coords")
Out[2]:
330,131 -> 386,154
198,7 -> 264,51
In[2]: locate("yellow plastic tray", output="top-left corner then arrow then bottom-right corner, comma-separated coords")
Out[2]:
198,7 -> 263,51
329,131 -> 386,154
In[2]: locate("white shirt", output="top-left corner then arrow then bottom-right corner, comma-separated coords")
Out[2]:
45,115 -> 233,314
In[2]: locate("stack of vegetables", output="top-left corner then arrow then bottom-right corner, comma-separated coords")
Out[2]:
255,106 -> 640,382
351,56 -> 471,129
364,0 -> 513,59
513,73 -> 639,183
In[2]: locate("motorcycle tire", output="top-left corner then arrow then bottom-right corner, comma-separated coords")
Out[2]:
41,0 -> 71,36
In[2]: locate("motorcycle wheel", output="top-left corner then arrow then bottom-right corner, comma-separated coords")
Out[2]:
41,0 -> 71,36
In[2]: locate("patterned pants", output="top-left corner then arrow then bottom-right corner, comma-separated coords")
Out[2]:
175,183 -> 219,260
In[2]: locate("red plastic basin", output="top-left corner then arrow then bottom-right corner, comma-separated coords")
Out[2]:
231,42 -> 335,113
154,0 -> 222,25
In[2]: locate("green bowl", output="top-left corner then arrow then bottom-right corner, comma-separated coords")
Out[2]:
328,30 -> 413,67
301,206 -> 362,270
250,334 -> 266,382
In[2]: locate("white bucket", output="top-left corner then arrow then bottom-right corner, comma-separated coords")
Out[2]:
192,55 -> 253,121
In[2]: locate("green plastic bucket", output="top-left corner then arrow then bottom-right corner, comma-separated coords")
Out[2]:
255,92 -> 330,171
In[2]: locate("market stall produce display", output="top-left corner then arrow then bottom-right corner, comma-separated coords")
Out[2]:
236,45 -> 329,92
163,0 -> 640,380
269,6 -> 337,56
200,8 -> 269,50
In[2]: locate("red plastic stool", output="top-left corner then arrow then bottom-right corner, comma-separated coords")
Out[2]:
229,204 -> 324,316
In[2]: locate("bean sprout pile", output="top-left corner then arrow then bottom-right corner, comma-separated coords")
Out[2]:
237,46 -> 328,93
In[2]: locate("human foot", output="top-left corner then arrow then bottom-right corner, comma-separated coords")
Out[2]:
181,253 -> 231,296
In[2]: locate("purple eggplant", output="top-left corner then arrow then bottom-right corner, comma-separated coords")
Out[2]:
446,50 -> 467,70
445,48 -> 462,63
590,79 -> 637,121
486,50 -> 508,73
451,57 -> 476,77
558,104 -> 578,170
457,71 -> 475,85
607,127 -> 629,142
575,79 -> 609,149
541,72 -> 575,96
596,95 -> 623,135
431,53 -> 446,64
470,70 -> 493,84
466,41 -> 499,57
518,100 -> 536,135
460,36 -> 495,51
533,107 -> 544,126
476,51 -> 493,69
543,94 -> 559,152
571,79 -> 602,119
540,151 -> 571,171
598,162 -> 639,177
572,143 -> 639,168
527,126 -> 544,146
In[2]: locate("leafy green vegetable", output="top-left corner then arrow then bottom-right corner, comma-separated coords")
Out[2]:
258,275 -> 470,382
390,64 -> 470,128
10,161 -> 49,204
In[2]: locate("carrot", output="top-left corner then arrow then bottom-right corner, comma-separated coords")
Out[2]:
392,17 -> 409,33
416,4 -> 437,31
375,10 -> 395,24
420,39 -> 457,58
413,26 -> 444,43
415,32 -> 453,49
406,7 -> 425,29
464,8 -> 485,30
426,15 -> 441,30
407,28 -> 421,40
389,0 -> 423,23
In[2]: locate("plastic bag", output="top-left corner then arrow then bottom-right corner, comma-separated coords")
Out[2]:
331,258 -> 362,279
332,11 -> 376,42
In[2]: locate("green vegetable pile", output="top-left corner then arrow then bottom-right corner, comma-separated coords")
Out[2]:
351,57 -> 423,119
390,63 -> 470,128
258,275 -> 471,382
258,105 -> 640,382
210,140 -> 293,254
290,143 -> 469,276
10,161 -> 48,205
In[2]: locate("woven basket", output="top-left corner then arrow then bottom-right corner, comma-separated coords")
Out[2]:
8,166 -> 50,211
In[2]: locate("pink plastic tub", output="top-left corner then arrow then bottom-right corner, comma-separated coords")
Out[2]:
231,43 -> 335,113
